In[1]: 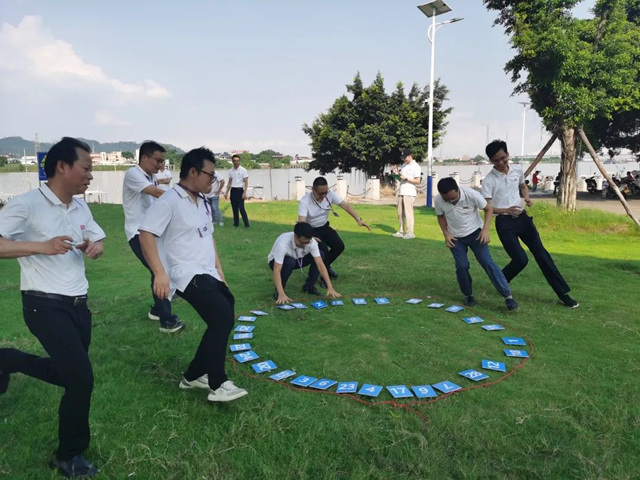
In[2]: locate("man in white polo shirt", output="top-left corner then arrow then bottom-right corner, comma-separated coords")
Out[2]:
392,148 -> 422,239
204,169 -> 225,227
123,140 -> 184,333
139,147 -> 247,402
224,154 -> 250,228
297,176 -> 370,292
156,161 -> 173,192
482,140 -> 578,308
435,177 -> 518,310
268,222 -> 341,304
0,137 -> 105,478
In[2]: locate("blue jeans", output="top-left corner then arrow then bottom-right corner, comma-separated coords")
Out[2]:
449,229 -> 511,298
207,196 -> 223,224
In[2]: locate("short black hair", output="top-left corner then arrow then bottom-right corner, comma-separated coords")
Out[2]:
44,137 -> 91,178
402,148 -> 412,158
437,177 -> 459,195
294,221 -> 313,239
231,154 -> 241,161
485,140 -> 508,160
179,147 -> 215,179
139,141 -> 165,163
312,177 -> 328,188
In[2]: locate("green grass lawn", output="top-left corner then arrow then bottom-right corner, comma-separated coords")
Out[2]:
1,201 -> 639,479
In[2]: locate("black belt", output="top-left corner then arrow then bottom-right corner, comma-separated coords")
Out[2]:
22,291 -> 88,306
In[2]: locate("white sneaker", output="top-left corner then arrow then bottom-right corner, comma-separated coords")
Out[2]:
179,374 -> 209,390
403,233 -> 416,239
207,380 -> 248,402
148,310 -> 160,321
392,232 -> 404,238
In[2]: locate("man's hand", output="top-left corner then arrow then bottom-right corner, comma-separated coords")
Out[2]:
476,230 -> 490,245
524,198 -> 532,207
153,272 -> 171,300
77,240 -> 104,259
444,232 -> 457,248
41,236 -> 74,255
242,192 -> 246,200
357,219 -> 371,231
326,287 -> 341,299
276,292 -> 292,305
505,205 -> 523,216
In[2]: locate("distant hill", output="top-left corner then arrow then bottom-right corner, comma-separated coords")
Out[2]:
0,136 -> 184,156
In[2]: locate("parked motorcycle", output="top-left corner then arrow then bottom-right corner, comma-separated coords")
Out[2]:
585,175 -> 599,195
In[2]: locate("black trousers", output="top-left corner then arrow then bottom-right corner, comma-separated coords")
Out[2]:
0,294 -> 93,460
230,187 -> 249,227
129,234 -> 173,324
269,253 -> 321,290
176,275 -> 234,389
495,212 -> 570,297
311,222 -> 345,268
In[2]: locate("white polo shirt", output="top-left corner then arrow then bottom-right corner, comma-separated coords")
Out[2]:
229,166 -> 248,188
434,187 -> 486,238
398,160 -> 422,196
156,168 -> 173,192
123,165 -> 158,241
139,185 -> 220,299
298,190 -> 343,228
268,232 -> 321,264
205,171 -> 224,199
481,164 -> 525,210
0,184 -> 106,296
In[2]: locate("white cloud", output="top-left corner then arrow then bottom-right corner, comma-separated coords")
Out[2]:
93,110 -> 131,127
0,15 -> 170,99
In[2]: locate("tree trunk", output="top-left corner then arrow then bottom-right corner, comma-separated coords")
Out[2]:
577,128 -> 640,228
557,126 -> 578,212
524,133 -> 558,178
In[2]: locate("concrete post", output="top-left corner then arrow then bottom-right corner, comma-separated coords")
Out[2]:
365,176 -> 380,200
336,175 -> 347,199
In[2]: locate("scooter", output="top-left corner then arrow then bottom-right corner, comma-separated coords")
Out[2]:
585,175 -> 599,195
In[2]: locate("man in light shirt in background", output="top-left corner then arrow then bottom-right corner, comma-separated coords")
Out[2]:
224,154 -> 250,228
156,160 -> 173,192
392,148 -> 422,239
205,168 -> 225,227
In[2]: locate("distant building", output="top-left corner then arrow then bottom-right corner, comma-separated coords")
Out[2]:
291,155 -> 312,167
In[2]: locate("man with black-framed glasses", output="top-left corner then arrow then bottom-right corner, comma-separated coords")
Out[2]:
123,140 -> 185,333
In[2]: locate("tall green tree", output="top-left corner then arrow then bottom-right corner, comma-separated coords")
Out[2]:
302,72 -> 451,178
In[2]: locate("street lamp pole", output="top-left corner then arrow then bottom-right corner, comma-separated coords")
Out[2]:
418,1 -> 462,207
518,101 -> 530,163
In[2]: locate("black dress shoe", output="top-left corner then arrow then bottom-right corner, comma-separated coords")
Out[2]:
302,284 -> 321,296
51,455 -> 98,478
327,267 -> 338,279
0,368 -> 9,395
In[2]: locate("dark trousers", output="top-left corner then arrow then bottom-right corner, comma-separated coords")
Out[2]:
311,222 -> 344,268
496,212 -> 570,297
230,188 -> 249,227
129,235 -> 173,324
176,275 -> 234,390
0,294 -> 93,460
269,253 -> 321,289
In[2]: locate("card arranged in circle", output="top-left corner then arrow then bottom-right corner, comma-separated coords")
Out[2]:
269,370 -> 296,381
250,310 -> 269,316
504,349 -> 529,358
502,337 -> 526,346
358,384 -> 383,397
290,375 -> 317,387
428,303 -> 445,308
481,359 -> 506,372
229,343 -> 251,352
309,379 -> 337,390
233,333 -> 253,340
291,303 -> 308,309
234,325 -> 255,333
233,350 -> 259,363
352,298 -> 367,305
432,381 -> 462,393
331,300 -> 344,306
462,316 -> 484,324
311,300 -> 328,310
375,297 -> 390,305
445,305 -> 464,313
336,382 -> 358,394
482,324 -> 505,331
251,360 -> 277,373
237,316 -> 256,322
406,298 -> 423,304
277,304 -> 295,310
411,385 -> 438,398
459,369 -> 489,382
386,385 -> 413,398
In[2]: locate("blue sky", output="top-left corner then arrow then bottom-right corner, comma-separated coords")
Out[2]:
0,0 -> 595,157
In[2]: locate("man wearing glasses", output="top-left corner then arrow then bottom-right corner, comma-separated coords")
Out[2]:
297,177 -> 370,294
139,147 -> 248,402
123,141 -> 185,333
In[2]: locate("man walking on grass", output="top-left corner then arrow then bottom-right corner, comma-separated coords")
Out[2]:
224,154 -> 250,228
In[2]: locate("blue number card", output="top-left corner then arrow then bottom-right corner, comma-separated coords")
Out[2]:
375,297 -> 390,305
290,375 -> 317,387
358,384 -> 383,397
311,300 -> 328,310
504,349 -> 529,358
269,370 -> 296,381
277,304 -> 295,310
237,316 -> 256,322
459,369 -> 489,382
234,325 -> 255,333
445,305 -> 464,313
502,337 -> 526,346
310,379 -> 337,390
233,333 -> 253,340
481,359 -> 506,372
251,360 -> 277,373
336,382 -> 358,394
432,381 -> 462,393
229,343 -> 251,352
352,298 -> 367,305
233,350 -> 259,363
428,303 -> 445,308
482,324 -> 505,331
462,316 -> 484,324
411,385 -> 438,398
331,300 -> 344,306
291,303 -> 308,309
250,310 -> 268,316
406,298 -> 423,304
386,385 -> 413,399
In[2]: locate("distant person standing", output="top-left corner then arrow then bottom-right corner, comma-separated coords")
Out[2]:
224,155 -> 249,228
531,171 -> 541,192
0,137 -> 105,478
483,140 -> 578,308
156,161 -> 173,192
392,148 -> 422,239
205,169 -> 225,227
123,141 -> 184,333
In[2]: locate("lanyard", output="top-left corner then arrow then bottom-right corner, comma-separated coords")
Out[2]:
177,183 -> 213,222
311,193 -> 339,217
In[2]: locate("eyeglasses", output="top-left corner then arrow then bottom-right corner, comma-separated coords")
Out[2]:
146,155 -> 165,164
198,169 -> 216,182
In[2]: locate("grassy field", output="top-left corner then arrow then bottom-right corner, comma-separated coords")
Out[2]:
1,200 -> 639,479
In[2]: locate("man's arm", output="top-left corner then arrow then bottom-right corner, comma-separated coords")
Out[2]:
217,178 -> 225,196
242,176 -> 248,200
436,215 -> 456,248
477,205 -> 494,245
139,230 -> 170,299
142,185 -> 167,199
0,235 -> 74,259
338,201 -> 371,231
519,182 -> 532,207
224,174 -> 231,199
213,237 -> 226,284
484,198 -> 522,216
272,261 -> 292,304
313,256 -> 341,298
